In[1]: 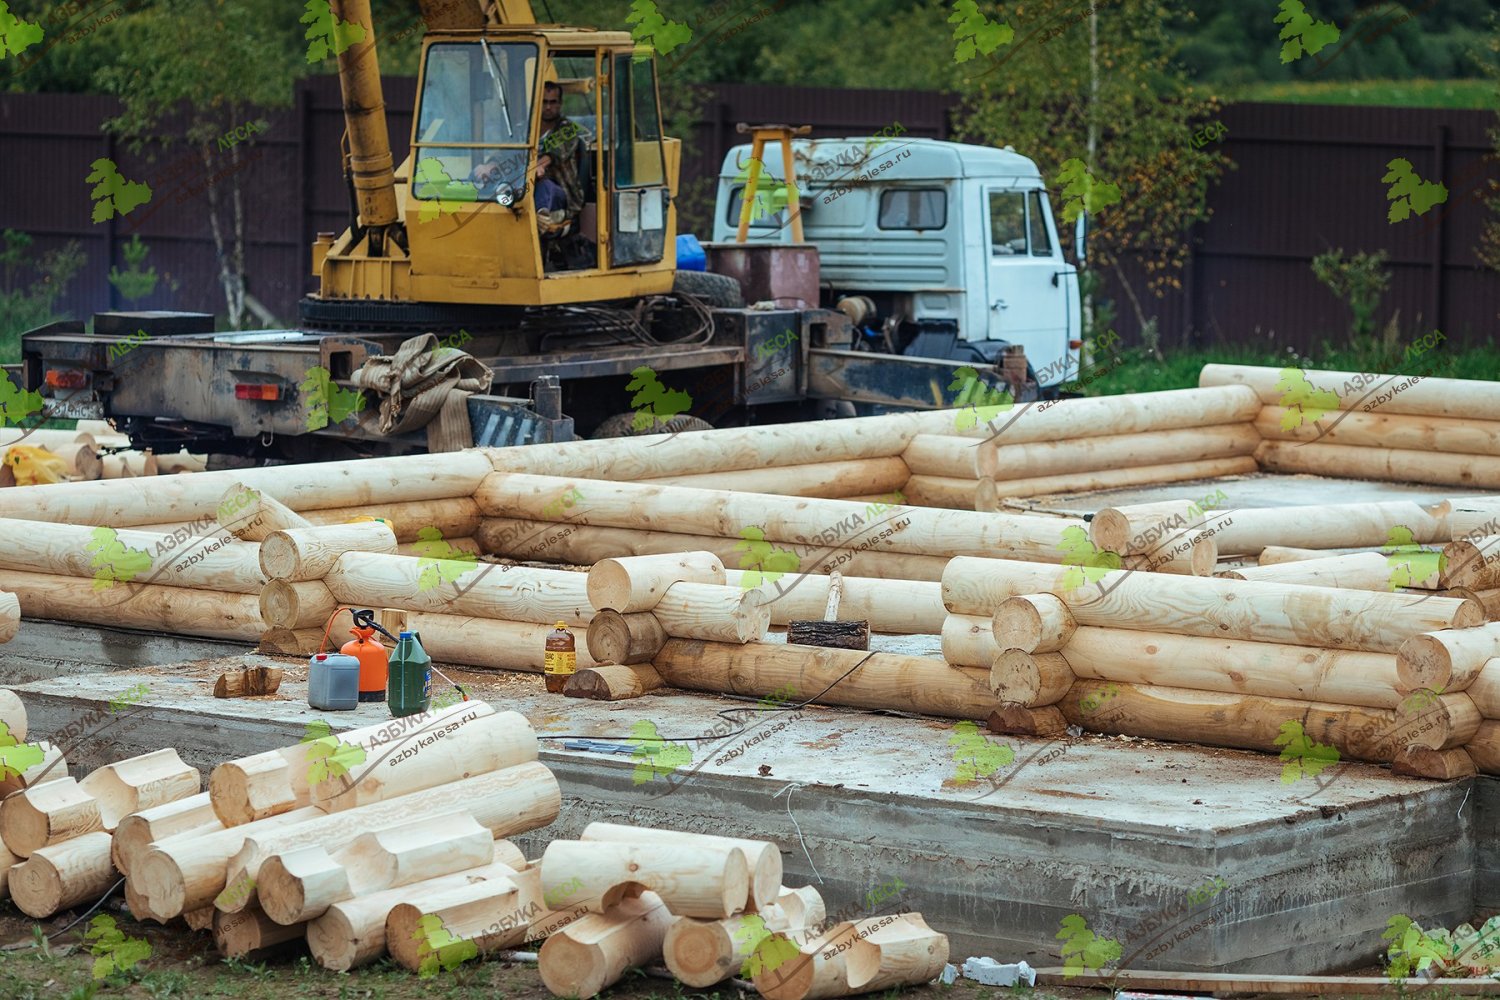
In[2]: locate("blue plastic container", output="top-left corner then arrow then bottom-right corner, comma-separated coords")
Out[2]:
676,234 -> 707,272
307,653 -> 360,711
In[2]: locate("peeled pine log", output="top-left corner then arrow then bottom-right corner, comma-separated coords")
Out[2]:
1257,441 -> 1500,491
1091,500 -> 1220,556
1224,552 -> 1433,591
325,551 -> 592,625
0,428 -> 87,450
79,748 -> 199,829
1465,720 -> 1500,775
9,831 -> 115,917
664,885 -> 826,987
477,473 -> 1081,564
941,558 -> 1483,653
0,689 -> 24,738
981,457 -> 1258,507
0,741 -> 67,796
1464,661 -> 1500,718
1397,625 -> 1500,693
724,570 -> 945,634
214,665 -> 284,698
918,384 -> 1262,442
305,853 -> 526,971
257,628 -> 325,656
987,704 -> 1068,737
586,611 -> 669,665
384,862 -> 540,972
0,593 -> 16,644
259,522 -> 399,581
643,458 -> 910,500
901,476 -> 978,510
1438,587 -> 1500,621
395,535 -> 481,557
257,813 -> 496,925
538,890 -> 675,999
1144,500 -> 1454,557
540,839 -> 747,918
1404,693 -> 1482,751
1393,746 -> 1477,780
218,483 -> 311,541
1260,545 -> 1371,565
0,518 -> 265,594
565,664 -> 664,701
218,763 -> 558,917
0,777 -> 102,857
260,616 -> 603,671
654,640 -> 998,720
155,450 -> 208,474
1122,537 -> 1218,577
992,594 -> 1076,653
4,571 -> 263,640
259,580 -> 339,631
588,552 -> 727,612
940,614 -> 999,669
213,905 -> 304,960
478,517 -> 952,582
102,450 -> 158,478
755,913 -> 949,1000
1202,364 -> 1500,421
1256,407 -> 1500,456
989,650 -> 1074,706
580,822 -> 782,912
902,435 -> 985,480
1059,626 -> 1407,709
651,581 -> 770,643
112,792 -> 222,877
987,424 -> 1258,482
1443,537 -> 1500,590
299,497 -> 482,543
183,906 -> 215,931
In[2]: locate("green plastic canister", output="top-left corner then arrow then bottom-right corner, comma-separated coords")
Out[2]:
388,631 -> 431,718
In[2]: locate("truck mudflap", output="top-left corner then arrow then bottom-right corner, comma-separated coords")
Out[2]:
806,348 -> 1035,410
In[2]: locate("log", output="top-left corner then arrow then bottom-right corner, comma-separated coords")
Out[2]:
218,483 -> 312,541
478,517 -> 953,582
1443,537 -> 1500,590
1396,625 -> 1500,693
902,436 -> 985,480
101,450 -> 158,478
0,451 -> 495,527
1441,587 -> 1500,621
0,741 -> 67,796
579,822 -> 783,912
0,518 -> 265,594
654,640 -> 999,720
984,424 -> 1258,482
989,650 -> 1074,706
0,428 -> 88,450
383,862 -> 539,972
537,890 -> 675,999
1225,552 -> 1433,591
394,535 -> 481,557
2,571 -> 263,640
587,553 -> 728,613
1259,546 -> 1371,565
1185,500 -> 1456,556
155,450 -> 208,474
476,473 -> 1082,563
79,748 -> 199,829
1402,693 -> 1482,751
539,839 -> 748,918
665,911 -> 786,987
940,614 -> 999,669
941,557 -> 1484,652
2,441 -> 101,481
257,627 -> 326,656
754,913 -> 948,1000
214,665 -> 284,698
213,905 -> 304,959
299,497 -> 483,543
1059,627 -> 1408,709
263,614 -> 602,673
787,619 -> 869,650
926,383 -> 1262,442
324,551 -> 593,625
901,476 -> 978,510
752,926 -> 861,1000
1465,660 -> 1500,717
112,792 -> 222,878
565,664 -> 664,701
0,688 -> 26,739
1392,746 -> 1477,780
1256,441 -> 1500,490
586,611 -> 669,664
217,763 -> 558,917
1091,500 -> 1223,555
1201,364 -> 1500,421
259,522 -> 399,581
0,592 -> 16,644
982,456 -> 1259,505
183,906 -> 215,930
986,704 -> 1068,737
256,812 -> 496,925
651,581 -> 771,643
1451,504 -> 1500,544
992,594 -> 1076,653
9,831 -> 116,917
643,458 -> 911,500
724,571 -> 945,634
258,580 -> 339,631
1256,406 -> 1500,456
1466,720 -> 1500,775
209,753 -> 296,826
0,777 -> 102,858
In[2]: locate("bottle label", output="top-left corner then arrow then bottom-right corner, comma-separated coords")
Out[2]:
544,650 -> 577,676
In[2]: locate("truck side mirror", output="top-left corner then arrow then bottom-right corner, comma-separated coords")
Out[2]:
1073,212 -> 1087,265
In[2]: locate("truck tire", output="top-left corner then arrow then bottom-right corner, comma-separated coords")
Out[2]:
591,412 -> 716,439
672,270 -> 744,308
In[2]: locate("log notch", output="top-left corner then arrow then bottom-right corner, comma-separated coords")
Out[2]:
0,742 -> 67,796
539,839 -> 748,918
586,611 -> 669,664
113,792 -> 223,877
1401,693 -> 1481,751
564,664 -> 664,701
259,580 -> 340,631
209,752 -> 296,826
218,483 -> 311,541
384,863 -> 537,972
987,705 -> 1068,737
587,552 -> 727,612
941,557 -> 1483,652
0,777 -> 102,857
992,594 -> 1076,653
940,614 -> 999,669
213,905 -> 305,959
990,650 -> 1074,706
1397,626 -> 1500,693
214,666 -> 284,698
845,913 -> 949,993
0,594 -> 17,644
1392,746 -> 1477,780
79,748 -> 200,829
1443,537 -> 1500,590
9,831 -> 116,918
259,522 -> 399,581
579,822 -> 783,911
665,885 -> 826,987
1090,500 -> 1227,556
538,891 -> 675,999
0,688 -> 26,741
651,582 -> 771,643
256,813 -> 496,925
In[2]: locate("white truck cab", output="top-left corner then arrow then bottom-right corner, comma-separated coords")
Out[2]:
710,136 -> 1083,389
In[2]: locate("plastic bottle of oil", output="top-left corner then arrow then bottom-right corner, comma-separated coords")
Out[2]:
388,630 -> 432,717
544,621 -> 576,693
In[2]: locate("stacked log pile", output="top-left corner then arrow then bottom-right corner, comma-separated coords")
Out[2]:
953,557 -> 1492,776
1203,363 -> 1500,489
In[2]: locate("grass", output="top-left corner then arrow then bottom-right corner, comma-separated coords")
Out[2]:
1226,78 -> 1497,109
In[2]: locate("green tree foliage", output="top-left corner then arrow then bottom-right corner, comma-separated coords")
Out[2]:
84,914 -> 152,980
108,234 -> 171,306
0,230 -> 85,364
0,0 -> 42,59
1310,249 -> 1391,341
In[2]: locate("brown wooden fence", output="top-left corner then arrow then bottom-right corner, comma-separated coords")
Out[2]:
0,81 -> 1494,350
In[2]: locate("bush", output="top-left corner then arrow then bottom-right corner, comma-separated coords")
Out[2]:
0,230 -> 87,364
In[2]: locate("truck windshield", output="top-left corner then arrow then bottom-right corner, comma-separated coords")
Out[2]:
413,41 -> 539,205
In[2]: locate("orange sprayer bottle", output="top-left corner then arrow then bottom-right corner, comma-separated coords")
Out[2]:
544,621 -> 576,693
342,613 -> 390,703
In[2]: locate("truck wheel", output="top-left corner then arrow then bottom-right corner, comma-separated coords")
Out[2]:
672,270 -> 744,308
591,412 -> 716,439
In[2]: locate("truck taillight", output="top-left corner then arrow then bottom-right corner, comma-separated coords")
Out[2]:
235,384 -> 281,401
45,369 -> 87,389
